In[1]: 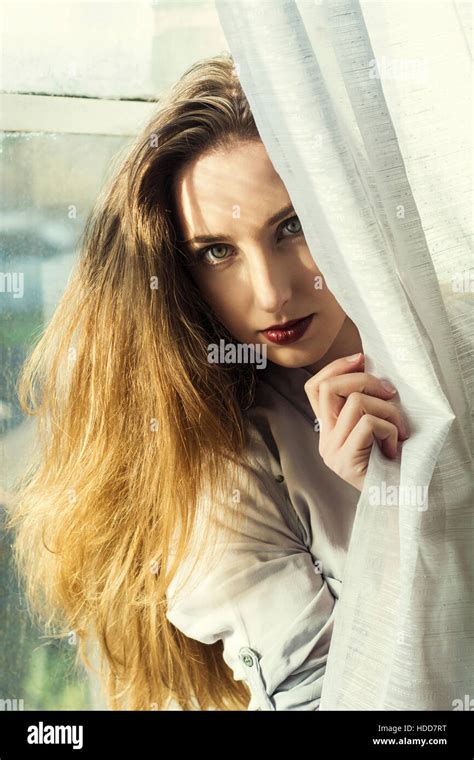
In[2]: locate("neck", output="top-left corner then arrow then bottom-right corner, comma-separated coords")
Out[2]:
303,316 -> 363,375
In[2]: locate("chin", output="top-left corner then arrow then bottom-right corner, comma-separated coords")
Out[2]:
267,347 -> 324,369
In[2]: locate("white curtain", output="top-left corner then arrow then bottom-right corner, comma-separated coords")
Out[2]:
215,0 -> 473,710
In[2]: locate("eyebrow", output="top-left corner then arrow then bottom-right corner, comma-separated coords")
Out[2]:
180,203 -> 296,247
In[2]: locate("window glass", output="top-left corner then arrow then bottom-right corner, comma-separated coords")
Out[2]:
1,132 -> 131,709
2,0 -> 229,98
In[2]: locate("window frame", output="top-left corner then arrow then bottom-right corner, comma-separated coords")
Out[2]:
0,93 -> 157,136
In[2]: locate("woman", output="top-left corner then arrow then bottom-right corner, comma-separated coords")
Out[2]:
6,52 -> 409,711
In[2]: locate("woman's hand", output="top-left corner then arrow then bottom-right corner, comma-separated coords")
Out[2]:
304,352 -> 409,492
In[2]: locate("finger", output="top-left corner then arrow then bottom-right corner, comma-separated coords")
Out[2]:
343,413 -> 400,460
305,352 -> 365,393
304,352 -> 365,421
330,392 -> 409,450
316,372 -> 399,435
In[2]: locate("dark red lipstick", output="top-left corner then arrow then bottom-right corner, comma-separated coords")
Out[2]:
260,313 -> 314,345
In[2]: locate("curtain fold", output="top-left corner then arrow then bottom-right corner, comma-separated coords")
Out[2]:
215,0 -> 473,709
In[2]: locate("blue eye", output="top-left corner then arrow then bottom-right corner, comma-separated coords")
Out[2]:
195,214 -> 303,266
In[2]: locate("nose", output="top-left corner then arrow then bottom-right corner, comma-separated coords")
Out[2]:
247,246 -> 292,315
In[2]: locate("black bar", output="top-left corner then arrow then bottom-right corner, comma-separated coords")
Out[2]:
0,709 -> 473,758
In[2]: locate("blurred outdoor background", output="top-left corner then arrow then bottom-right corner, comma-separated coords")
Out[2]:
0,0 -> 230,710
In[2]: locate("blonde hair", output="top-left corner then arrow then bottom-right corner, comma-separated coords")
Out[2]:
5,52 -> 264,710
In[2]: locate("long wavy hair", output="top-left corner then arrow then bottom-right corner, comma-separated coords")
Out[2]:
5,52 -> 264,710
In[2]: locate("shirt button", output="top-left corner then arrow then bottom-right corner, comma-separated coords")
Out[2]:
275,474 -> 284,483
242,654 -> 254,667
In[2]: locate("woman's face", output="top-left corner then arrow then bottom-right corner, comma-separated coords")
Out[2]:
174,138 -> 350,371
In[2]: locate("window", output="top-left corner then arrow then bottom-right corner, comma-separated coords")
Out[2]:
0,0 -> 230,711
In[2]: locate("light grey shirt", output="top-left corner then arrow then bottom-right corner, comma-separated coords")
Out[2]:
165,359 -> 361,710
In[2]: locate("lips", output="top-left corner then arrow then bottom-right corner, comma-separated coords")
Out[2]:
263,316 -> 307,330
260,313 -> 314,345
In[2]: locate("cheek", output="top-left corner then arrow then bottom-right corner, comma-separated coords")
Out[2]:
192,272 -> 245,326
193,272 -> 224,307
323,286 -> 346,314
306,263 -> 344,313
189,268 -> 217,303
297,248 -> 329,294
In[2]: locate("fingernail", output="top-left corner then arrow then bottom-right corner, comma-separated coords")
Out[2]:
381,379 -> 397,394
400,422 -> 410,439
346,353 -> 362,362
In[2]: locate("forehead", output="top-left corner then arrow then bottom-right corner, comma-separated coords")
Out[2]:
173,140 -> 290,238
